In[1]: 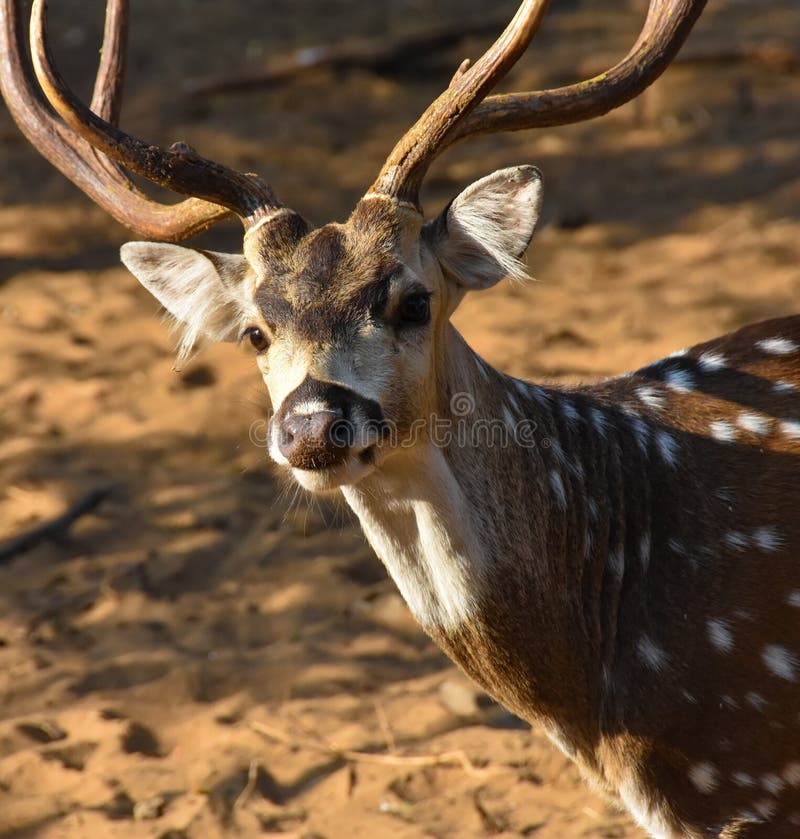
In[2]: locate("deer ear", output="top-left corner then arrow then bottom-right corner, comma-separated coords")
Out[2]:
424,165 -> 543,290
121,242 -> 256,359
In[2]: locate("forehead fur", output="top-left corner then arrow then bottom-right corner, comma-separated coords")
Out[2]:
252,197 -> 415,336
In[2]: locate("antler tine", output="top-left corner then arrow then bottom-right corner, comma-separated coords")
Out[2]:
369,0 -> 707,208
91,0 -> 128,126
450,0 -> 707,142
0,0 -> 233,241
29,0 -> 282,231
369,0 -> 551,206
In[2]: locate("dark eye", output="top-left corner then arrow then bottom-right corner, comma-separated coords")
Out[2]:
397,293 -> 431,326
243,326 -> 269,352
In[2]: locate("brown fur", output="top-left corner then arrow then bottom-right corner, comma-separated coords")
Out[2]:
425,317 -> 800,837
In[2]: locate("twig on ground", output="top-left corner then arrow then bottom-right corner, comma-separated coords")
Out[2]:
233,758 -> 261,812
250,720 -> 494,779
0,486 -> 112,564
373,699 -> 398,755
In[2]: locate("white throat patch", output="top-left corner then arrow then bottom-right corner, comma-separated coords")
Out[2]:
342,446 -> 483,631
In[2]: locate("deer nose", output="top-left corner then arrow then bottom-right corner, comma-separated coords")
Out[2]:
278,408 -> 352,469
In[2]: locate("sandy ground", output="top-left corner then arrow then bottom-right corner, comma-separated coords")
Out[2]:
1,0 -> 799,836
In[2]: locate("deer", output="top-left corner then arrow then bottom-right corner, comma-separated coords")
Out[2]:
3,0 -> 800,834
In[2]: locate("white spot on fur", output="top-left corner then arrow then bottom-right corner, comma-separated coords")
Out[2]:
737,412 -> 771,435
733,772 -> 756,788
630,416 -> 650,454
780,420 -> 800,440
669,347 -> 688,358
746,692 -> 767,712
709,420 -> 736,443
761,773 -> 785,795
549,470 -> 567,510
506,391 -> 521,414
637,635 -> 668,672
664,367 -> 695,392
561,400 -> 581,426
636,385 -> 665,412
786,591 -> 800,609
547,438 -> 566,467
655,430 -> 679,467
752,798 -> 778,820
707,619 -> 734,653
697,351 -> 726,371
762,645 -> 799,682
724,530 -> 749,551
736,809 -> 765,824
753,526 -> 783,553
757,337 -> 798,355
773,380 -> 796,393
783,762 -> 800,787
502,404 -> 516,433
688,762 -> 720,794
590,407 -> 607,438
514,378 -> 531,399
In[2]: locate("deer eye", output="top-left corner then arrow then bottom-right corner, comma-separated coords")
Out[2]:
243,326 -> 269,352
397,292 -> 431,326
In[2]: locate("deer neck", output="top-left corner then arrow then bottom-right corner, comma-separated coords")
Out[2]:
341,327 -> 634,760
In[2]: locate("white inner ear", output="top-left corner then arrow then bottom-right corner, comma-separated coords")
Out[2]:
121,242 -> 256,362
428,165 -> 543,290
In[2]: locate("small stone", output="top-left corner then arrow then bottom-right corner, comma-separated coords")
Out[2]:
438,677 -> 481,718
15,720 -> 67,743
134,794 -> 167,821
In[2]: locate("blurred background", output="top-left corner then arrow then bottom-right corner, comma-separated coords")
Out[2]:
0,0 -> 799,836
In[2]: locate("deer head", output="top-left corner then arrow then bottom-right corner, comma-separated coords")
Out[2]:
0,0 -> 706,493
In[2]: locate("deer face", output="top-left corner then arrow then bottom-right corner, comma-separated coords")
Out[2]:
121,166 -> 542,492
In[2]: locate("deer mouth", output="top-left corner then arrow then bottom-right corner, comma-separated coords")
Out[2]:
288,447 -> 379,493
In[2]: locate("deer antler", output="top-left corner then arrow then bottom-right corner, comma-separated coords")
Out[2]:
369,0 -> 707,206
0,0 -> 286,240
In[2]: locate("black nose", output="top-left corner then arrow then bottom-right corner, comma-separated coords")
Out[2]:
278,409 -> 352,469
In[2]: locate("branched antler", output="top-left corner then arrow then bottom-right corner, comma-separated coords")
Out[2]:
370,0 -> 707,206
0,0 -> 706,234
0,0 -> 287,239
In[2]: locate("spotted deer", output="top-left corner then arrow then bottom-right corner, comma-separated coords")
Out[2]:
4,0 -> 800,834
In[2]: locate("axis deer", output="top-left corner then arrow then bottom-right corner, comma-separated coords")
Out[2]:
3,0 -> 799,834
